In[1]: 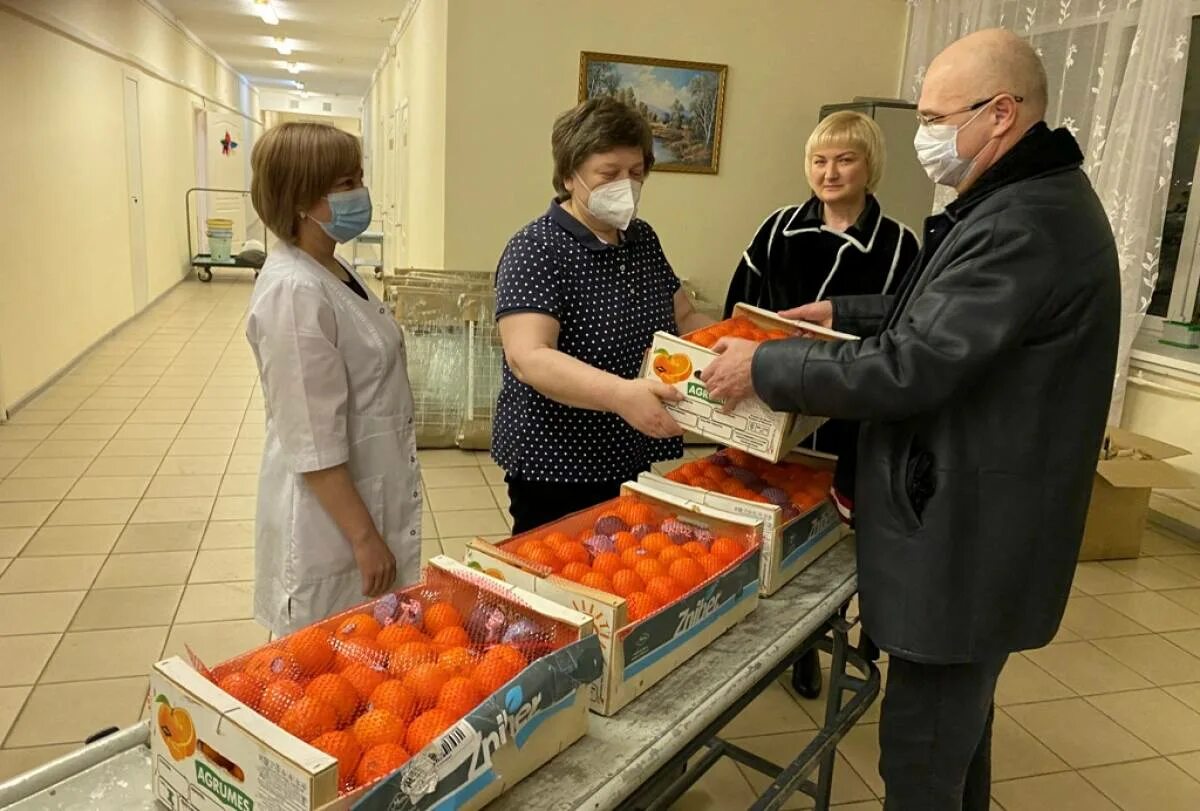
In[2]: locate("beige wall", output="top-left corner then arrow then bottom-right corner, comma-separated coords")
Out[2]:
365,0 -> 447,270
264,111 -> 363,137
441,0 -> 910,298
0,0 -> 259,408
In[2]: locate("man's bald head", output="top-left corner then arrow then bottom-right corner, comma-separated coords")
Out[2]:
924,28 -> 1048,122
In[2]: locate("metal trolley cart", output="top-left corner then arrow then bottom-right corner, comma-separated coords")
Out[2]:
186,187 -> 268,282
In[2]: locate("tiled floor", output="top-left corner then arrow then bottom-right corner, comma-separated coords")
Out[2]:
1,278 -> 1200,810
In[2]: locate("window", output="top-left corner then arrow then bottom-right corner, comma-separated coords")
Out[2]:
1150,11 -> 1200,324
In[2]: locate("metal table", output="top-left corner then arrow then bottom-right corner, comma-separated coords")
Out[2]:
0,541 -> 876,811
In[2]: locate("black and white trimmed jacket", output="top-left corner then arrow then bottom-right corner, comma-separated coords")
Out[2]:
723,195 -> 919,317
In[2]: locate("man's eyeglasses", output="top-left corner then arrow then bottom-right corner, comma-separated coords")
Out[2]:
916,93 -> 1024,127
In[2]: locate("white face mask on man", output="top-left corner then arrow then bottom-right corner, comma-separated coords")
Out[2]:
575,173 -> 642,232
913,103 -> 991,187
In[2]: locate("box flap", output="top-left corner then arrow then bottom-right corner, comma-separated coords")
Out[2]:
1096,458 -> 1195,489
733,302 -> 860,342
1105,426 -> 1189,461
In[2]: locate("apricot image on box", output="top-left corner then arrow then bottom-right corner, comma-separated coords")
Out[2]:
651,349 -> 692,384
155,695 -> 197,761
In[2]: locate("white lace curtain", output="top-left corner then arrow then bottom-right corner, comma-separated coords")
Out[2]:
902,0 -> 1190,423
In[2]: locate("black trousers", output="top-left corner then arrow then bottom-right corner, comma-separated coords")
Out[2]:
505,474 -> 630,535
879,654 -> 1008,811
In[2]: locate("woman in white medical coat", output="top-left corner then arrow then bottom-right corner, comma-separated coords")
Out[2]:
246,122 -> 421,635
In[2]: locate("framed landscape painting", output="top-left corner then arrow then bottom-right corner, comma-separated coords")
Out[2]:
578,51 -> 728,175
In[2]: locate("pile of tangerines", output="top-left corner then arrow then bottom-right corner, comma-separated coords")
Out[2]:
212,597 -> 538,793
664,448 -> 835,516
684,316 -> 794,349
504,496 -> 750,622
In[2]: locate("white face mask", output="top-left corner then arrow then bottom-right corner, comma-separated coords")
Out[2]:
575,174 -> 642,231
913,104 -> 990,187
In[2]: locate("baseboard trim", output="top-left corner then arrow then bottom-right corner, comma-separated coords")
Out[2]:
2,271 -> 193,421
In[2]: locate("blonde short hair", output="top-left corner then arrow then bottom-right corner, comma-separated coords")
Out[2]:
805,111 -> 886,194
251,122 -> 362,242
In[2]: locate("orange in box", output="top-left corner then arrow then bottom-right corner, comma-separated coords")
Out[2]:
464,481 -> 763,716
642,303 -> 858,463
150,557 -> 599,811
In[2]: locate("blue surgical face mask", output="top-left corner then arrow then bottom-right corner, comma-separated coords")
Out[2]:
314,187 -> 372,242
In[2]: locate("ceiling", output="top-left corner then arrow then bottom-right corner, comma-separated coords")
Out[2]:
157,0 -> 404,98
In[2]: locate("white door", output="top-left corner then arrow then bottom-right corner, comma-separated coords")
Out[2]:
193,107 -> 209,255
396,100 -> 410,268
123,76 -> 149,310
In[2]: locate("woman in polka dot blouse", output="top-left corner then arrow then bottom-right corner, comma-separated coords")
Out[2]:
493,98 -> 714,534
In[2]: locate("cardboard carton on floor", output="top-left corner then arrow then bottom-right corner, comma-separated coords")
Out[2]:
1081,427 -> 1193,560
149,556 -> 601,811
463,481 -> 763,716
642,303 -> 857,463
639,450 -> 847,595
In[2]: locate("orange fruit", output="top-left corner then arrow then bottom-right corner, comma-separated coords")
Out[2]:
353,709 -> 407,749
658,546 -> 689,566
370,680 -> 419,722
641,533 -> 672,556
334,638 -> 388,672
682,542 -> 709,559
218,671 -> 265,709
437,676 -> 484,718
335,613 -> 382,642
341,663 -> 388,702
620,548 -> 648,569
634,558 -> 667,583
515,540 -> 549,559
613,498 -> 656,526
560,561 -> 592,582
698,553 -> 727,579
646,576 -> 685,606
524,546 -> 563,573
625,592 -> 661,623
542,531 -> 573,547
592,552 -> 624,578
438,646 -> 478,678
311,730 -> 361,785
669,558 -> 708,592
305,673 -> 361,726
245,648 -> 301,683
259,678 -> 304,723
579,571 -> 613,593
377,624 -> 429,651
405,709 -> 457,755
387,642 -> 435,678
286,628 -> 335,676
710,538 -> 745,565
279,697 -> 338,743
610,569 -> 646,598
431,626 -> 470,652
354,743 -> 409,788
555,541 -> 591,565
424,602 -> 463,636
613,532 -> 640,554
472,645 -> 527,694
403,663 -> 453,708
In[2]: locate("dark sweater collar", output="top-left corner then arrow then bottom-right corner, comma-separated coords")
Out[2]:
792,194 -> 881,245
547,199 -> 636,251
947,123 -> 1084,218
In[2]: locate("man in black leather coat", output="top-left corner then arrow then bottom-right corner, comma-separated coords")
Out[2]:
702,29 -> 1119,810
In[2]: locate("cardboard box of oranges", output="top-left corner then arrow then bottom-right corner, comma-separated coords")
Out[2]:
149,556 -> 602,811
640,448 -> 847,596
463,481 -> 763,716
641,302 -> 858,463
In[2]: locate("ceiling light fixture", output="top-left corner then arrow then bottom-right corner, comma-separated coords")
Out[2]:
287,62 -> 301,74
273,37 -> 292,55
293,81 -> 305,90
254,0 -> 279,26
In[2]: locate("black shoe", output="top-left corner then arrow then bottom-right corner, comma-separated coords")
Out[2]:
791,649 -> 822,699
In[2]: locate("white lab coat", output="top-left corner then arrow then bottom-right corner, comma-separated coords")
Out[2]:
246,241 -> 422,635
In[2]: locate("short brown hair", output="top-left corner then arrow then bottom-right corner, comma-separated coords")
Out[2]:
250,122 -> 362,242
551,97 -> 655,200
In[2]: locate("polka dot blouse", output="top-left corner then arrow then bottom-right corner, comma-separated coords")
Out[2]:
492,200 -> 684,484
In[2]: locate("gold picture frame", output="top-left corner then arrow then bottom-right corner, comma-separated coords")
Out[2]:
578,51 -> 728,175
